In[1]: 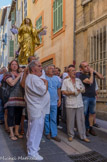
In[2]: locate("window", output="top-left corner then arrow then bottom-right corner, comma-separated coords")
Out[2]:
11,10 -> 16,25
42,59 -> 53,68
90,26 -> 107,98
81,0 -> 92,6
24,0 -> 27,18
53,0 -> 63,34
40,54 -> 55,67
36,16 -> 42,44
51,0 -> 65,39
35,11 -> 44,49
9,40 -> 14,57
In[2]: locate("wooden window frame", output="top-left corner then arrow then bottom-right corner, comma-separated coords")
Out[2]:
51,0 -> 65,39
11,10 -> 16,25
35,11 -> 44,50
40,54 -> 56,66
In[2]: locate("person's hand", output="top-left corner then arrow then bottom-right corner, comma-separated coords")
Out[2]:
41,78 -> 48,85
77,88 -> 81,93
18,72 -> 23,77
57,99 -> 61,107
89,67 -> 94,74
68,91 -> 75,95
24,67 -> 29,75
75,89 -> 80,96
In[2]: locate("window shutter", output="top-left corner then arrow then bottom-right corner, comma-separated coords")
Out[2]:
58,0 -> 63,29
11,11 -> 15,25
53,2 -> 55,33
53,0 -> 63,34
36,16 -> 42,43
9,40 -> 14,57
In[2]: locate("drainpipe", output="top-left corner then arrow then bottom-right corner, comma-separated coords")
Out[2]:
73,0 -> 76,65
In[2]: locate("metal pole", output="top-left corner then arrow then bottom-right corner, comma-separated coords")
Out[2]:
73,0 -> 76,65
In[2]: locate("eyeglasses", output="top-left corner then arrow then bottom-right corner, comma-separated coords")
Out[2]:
36,65 -> 42,68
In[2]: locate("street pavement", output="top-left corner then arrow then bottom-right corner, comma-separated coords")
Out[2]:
58,118 -> 107,158
0,118 -> 107,162
0,122 -> 72,162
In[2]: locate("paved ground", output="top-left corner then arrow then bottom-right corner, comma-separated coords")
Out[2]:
75,119 -> 107,158
58,118 -> 107,158
96,118 -> 107,129
0,118 -> 107,162
0,124 -> 72,162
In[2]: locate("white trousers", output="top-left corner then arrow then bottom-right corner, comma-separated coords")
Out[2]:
27,114 -> 44,157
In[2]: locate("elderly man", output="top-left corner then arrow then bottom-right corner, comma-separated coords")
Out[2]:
44,65 -> 61,142
61,65 -> 90,142
25,60 -> 50,160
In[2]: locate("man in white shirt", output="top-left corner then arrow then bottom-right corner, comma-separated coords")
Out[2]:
61,66 -> 90,143
25,60 -> 50,160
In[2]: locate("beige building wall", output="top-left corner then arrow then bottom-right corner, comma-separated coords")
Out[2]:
75,0 -> 107,69
75,0 -> 107,118
27,0 -> 74,71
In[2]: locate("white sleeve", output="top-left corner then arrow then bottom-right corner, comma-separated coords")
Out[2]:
27,76 -> 47,96
61,80 -> 67,91
40,70 -> 46,79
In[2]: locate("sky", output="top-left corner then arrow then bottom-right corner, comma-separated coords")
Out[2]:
0,0 -> 12,9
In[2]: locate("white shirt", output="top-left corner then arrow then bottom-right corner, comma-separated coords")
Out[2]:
40,69 -> 46,79
25,74 -> 50,120
61,78 -> 85,108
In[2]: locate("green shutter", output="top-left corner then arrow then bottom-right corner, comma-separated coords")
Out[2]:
11,10 -> 15,25
53,0 -> 63,34
58,0 -> 63,28
9,40 -> 14,57
36,16 -> 42,44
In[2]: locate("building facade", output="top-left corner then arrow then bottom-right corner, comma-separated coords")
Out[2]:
75,0 -> 107,118
8,0 -> 74,70
27,0 -> 74,70
0,6 -> 11,68
8,0 -> 17,62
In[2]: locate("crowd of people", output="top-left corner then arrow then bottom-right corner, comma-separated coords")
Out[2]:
0,56 -> 104,160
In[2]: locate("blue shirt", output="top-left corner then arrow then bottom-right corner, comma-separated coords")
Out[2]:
0,74 -> 3,83
46,75 -> 61,105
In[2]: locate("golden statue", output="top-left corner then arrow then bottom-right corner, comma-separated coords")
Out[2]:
18,18 -> 45,65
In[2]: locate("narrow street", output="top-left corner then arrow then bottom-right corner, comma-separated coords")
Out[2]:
0,119 -> 107,162
0,1 -> 107,162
